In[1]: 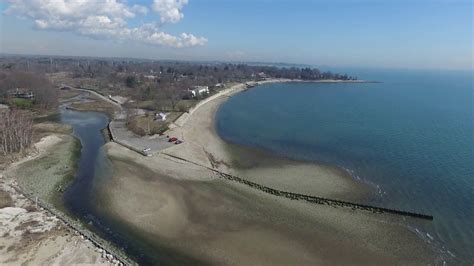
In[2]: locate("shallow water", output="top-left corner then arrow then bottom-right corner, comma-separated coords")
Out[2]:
216,69 -> 473,263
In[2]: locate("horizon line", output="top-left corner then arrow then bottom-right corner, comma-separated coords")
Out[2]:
0,52 -> 472,73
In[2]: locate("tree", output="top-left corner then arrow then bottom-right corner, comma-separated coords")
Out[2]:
125,76 -> 137,88
0,110 -> 33,155
162,86 -> 182,111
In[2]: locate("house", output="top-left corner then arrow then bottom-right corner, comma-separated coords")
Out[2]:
9,88 -> 34,99
257,72 -> 267,80
189,86 -> 209,98
155,112 -> 167,121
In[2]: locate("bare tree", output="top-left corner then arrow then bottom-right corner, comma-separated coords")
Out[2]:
0,110 -> 33,155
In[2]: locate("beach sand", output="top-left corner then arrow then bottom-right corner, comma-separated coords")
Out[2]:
96,81 -> 437,264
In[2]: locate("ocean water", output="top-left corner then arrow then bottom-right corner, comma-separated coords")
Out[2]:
216,69 -> 473,263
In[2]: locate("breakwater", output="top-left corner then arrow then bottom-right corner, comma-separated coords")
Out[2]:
163,153 -> 433,221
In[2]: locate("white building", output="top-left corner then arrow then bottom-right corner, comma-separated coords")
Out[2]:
155,112 -> 167,121
189,86 -> 209,98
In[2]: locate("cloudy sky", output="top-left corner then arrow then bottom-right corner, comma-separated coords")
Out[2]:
0,0 -> 472,70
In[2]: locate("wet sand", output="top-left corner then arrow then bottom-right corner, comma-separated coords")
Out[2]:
97,82 -> 437,264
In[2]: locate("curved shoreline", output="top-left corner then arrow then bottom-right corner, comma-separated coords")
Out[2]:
52,79 -> 439,264
166,79 -> 378,201
152,81 -> 440,263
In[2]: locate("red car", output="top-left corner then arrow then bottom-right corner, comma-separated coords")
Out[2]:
168,137 -> 178,142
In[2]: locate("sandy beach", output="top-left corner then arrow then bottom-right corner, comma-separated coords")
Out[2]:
97,80 -> 437,264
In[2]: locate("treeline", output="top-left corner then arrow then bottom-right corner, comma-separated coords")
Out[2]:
0,110 -> 33,155
0,56 -> 356,83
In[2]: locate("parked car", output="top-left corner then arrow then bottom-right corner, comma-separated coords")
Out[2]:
168,137 -> 178,142
143,147 -> 151,152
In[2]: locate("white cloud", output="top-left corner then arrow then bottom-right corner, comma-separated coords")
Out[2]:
131,4 -> 149,15
5,0 -> 206,48
152,0 -> 188,23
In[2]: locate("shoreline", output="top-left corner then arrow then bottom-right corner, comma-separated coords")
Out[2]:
166,78 -> 378,201
137,79 -> 439,263
171,78 -> 375,129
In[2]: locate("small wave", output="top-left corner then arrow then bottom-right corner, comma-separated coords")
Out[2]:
407,223 -> 458,264
340,165 -> 386,201
426,233 -> 434,241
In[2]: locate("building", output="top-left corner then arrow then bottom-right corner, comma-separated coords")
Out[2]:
155,112 -> 167,121
257,72 -> 267,80
9,88 -> 34,99
189,86 -> 209,98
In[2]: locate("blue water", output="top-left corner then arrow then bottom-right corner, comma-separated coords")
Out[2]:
216,69 -> 473,263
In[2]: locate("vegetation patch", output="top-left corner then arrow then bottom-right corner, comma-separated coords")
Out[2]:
70,100 -> 116,117
11,98 -> 33,109
126,114 -> 169,136
10,135 -> 80,212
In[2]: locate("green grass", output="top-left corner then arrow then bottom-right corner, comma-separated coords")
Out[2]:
50,137 -> 82,212
11,98 -> 33,108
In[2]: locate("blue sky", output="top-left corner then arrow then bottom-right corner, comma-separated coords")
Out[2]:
0,0 -> 472,70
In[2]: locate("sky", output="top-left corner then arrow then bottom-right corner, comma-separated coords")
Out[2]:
0,0 -> 472,70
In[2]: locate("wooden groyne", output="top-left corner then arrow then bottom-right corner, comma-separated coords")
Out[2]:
163,153 -> 433,221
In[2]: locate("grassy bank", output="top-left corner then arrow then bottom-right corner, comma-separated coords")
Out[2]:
7,134 -> 81,212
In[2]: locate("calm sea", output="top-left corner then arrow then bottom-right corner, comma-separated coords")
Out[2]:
216,68 -> 473,263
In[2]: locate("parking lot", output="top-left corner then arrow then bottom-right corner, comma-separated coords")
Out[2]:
109,119 -> 177,156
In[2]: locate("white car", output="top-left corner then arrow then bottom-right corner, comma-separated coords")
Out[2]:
143,148 -> 151,152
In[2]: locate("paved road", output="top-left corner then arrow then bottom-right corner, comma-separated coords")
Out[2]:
69,87 -> 123,110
